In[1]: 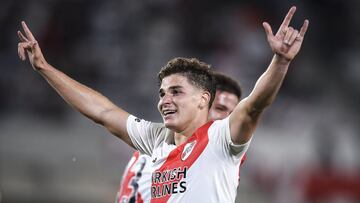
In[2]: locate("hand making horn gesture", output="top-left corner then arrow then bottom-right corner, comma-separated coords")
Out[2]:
263,6 -> 309,61
17,21 -> 48,70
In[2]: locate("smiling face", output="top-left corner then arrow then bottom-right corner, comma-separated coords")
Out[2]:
158,74 -> 209,133
208,90 -> 239,120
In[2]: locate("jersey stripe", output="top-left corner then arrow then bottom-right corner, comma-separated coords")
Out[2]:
117,151 -> 140,203
151,121 -> 213,202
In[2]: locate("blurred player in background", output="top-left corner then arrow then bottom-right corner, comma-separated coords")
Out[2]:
115,72 -> 242,203
17,6 -> 308,202
208,72 -> 242,121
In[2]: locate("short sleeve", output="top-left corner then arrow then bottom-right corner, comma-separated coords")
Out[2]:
126,115 -> 165,156
208,116 -> 252,160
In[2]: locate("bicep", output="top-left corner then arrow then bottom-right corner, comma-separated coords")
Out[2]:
99,107 -> 134,148
229,97 -> 264,145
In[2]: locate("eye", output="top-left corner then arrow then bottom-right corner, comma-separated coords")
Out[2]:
172,90 -> 179,95
159,91 -> 165,98
215,106 -> 227,112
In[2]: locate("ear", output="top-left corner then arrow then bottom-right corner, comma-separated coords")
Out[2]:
199,91 -> 211,110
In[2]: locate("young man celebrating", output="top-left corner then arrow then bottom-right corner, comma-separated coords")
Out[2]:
17,6 -> 308,202
116,72 -> 242,203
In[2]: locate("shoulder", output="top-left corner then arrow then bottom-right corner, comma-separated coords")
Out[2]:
127,115 -> 166,134
208,117 -> 230,135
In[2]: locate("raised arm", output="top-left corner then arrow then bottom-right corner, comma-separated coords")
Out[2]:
229,6 -> 309,144
17,21 -> 134,147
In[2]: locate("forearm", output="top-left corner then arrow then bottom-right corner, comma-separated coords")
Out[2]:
229,6 -> 308,145
37,62 -> 118,123
17,21 -> 133,145
229,55 -> 290,144
247,54 -> 290,112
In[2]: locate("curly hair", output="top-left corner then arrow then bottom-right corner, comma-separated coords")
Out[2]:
158,57 -> 215,109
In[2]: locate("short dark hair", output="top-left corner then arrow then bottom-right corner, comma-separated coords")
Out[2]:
158,57 -> 215,109
212,72 -> 242,100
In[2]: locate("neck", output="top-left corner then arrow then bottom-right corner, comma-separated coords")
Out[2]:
174,133 -> 189,146
173,111 -> 208,146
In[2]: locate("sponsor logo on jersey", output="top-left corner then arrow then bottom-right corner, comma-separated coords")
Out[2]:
151,167 -> 187,198
181,140 -> 197,161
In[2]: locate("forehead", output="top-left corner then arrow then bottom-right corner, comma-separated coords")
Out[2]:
160,74 -> 193,90
214,90 -> 239,105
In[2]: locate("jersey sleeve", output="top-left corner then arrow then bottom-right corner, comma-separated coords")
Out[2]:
126,115 -> 165,156
208,116 -> 252,161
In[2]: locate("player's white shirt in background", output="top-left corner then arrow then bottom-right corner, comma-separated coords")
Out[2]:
116,151 -> 152,203
126,115 -> 251,203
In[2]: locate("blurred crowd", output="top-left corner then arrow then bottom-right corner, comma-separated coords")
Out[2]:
1,0 -> 359,203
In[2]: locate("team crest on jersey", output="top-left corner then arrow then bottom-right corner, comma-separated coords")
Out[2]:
181,140 -> 197,161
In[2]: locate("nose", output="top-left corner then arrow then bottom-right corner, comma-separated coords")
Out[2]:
159,93 -> 172,110
162,93 -> 172,105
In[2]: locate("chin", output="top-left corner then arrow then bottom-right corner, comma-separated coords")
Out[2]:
164,121 -> 175,129
163,120 -> 181,132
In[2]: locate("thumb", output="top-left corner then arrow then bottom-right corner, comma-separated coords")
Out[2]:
30,41 -> 39,52
262,22 -> 273,38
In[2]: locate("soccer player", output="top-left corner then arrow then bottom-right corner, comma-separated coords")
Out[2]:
115,72 -> 242,203
208,72 -> 242,121
17,6 -> 308,202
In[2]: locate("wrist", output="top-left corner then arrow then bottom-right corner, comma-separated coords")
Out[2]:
274,54 -> 292,65
34,59 -> 50,72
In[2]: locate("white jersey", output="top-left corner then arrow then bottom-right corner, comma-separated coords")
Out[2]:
127,115 -> 251,203
116,151 -> 152,203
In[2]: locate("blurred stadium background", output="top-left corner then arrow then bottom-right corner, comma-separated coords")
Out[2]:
1,0 -> 359,202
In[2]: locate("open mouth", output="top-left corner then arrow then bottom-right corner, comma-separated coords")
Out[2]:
163,109 -> 177,118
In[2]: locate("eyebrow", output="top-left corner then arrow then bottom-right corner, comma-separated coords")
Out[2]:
158,85 -> 183,93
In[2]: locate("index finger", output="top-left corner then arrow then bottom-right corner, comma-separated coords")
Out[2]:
21,21 -> 36,41
279,6 -> 296,31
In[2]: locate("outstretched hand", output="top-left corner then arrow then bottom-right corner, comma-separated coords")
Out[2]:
263,6 -> 309,61
17,21 -> 47,70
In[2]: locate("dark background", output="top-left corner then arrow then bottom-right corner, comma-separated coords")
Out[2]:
1,0 -> 359,202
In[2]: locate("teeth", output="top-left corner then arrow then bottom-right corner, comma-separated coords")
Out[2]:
163,110 -> 175,115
